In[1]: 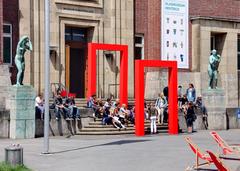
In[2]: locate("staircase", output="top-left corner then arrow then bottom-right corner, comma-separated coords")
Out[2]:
77,118 -> 168,135
50,97 -> 168,135
65,98 -> 156,108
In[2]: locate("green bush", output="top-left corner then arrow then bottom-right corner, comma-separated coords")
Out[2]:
0,162 -> 31,171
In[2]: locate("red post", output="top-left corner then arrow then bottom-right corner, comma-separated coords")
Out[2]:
134,60 -> 178,136
87,43 -> 128,106
120,46 -> 128,105
87,43 -> 97,99
168,64 -> 178,134
135,60 -> 145,136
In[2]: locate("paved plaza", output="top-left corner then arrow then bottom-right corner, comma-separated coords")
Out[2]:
0,130 -> 240,171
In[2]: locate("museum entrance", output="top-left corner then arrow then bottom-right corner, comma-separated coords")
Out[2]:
65,26 -> 89,98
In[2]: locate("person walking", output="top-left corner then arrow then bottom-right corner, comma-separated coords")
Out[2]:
148,103 -> 158,134
155,93 -> 167,124
186,102 -> 196,133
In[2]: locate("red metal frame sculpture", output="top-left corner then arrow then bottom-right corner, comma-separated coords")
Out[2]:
87,43 -> 128,105
135,60 -> 178,136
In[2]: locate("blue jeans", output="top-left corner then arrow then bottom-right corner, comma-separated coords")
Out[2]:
55,106 -> 70,119
69,106 -> 80,119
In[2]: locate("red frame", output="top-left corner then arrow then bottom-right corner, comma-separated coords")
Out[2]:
135,60 -> 178,136
87,43 -> 128,105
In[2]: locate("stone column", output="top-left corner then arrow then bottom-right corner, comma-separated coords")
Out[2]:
202,89 -> 226,130
9,86 -> 36,139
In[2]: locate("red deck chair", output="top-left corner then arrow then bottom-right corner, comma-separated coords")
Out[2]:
185,137 -> 213,169
207,150 -> 231,171
210,131 -> 240,156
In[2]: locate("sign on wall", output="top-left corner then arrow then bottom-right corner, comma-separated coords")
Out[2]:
161,0 -> 189,69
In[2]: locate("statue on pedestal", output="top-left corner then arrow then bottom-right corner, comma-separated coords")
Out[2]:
208,49 -> 221,89
15,36 -> 32,86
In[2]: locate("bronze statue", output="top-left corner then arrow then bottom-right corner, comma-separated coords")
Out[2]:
208,49 -> 221,89
15,36 -> 33,86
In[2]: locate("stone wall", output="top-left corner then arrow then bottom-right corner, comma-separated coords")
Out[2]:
190,0 -> 240,20
226,108 -> 240,129
0,65 -> 11,110
145,71 -> 201,99
35,108 -> 94,137
1,107 -> 94,138
0,110 -> 10,138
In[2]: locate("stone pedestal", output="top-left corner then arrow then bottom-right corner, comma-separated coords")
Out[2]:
9,86 -> 36,139
202,89 -> 226,130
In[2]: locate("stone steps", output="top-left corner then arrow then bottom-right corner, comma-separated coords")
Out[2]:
80,116 -> 168,135
84,124 -> 167,129
50,98 -> 156,108
77,129 -> 168,135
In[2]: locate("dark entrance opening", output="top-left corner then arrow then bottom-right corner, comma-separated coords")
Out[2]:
70,48 -> 85,98
65,26 -> 88,98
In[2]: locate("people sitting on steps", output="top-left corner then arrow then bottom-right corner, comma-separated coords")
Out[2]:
53,91 -> 80,121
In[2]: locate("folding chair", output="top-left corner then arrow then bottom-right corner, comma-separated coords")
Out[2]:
185,137 -> 213,169
210,131 -> 240,156
207,150 -> 231,171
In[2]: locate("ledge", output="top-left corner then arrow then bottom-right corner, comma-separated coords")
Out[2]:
190,16 -> 240,23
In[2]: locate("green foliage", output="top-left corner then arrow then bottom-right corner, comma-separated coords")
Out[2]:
0,162 -> 31,171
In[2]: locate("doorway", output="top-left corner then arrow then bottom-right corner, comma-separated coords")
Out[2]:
65,26 -> 88,98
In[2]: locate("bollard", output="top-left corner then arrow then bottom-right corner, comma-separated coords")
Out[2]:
5,144 -> 23,166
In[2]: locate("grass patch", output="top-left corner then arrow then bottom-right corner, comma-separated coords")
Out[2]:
0,162 -> 31,171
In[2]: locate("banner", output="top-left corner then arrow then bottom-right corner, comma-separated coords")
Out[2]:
161,0 -> 189,68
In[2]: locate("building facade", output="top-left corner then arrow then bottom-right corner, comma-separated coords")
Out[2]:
2,0 -> 19,83
0,0 -> 19,81
19,0 -> 134,98
135,0 -> 240,108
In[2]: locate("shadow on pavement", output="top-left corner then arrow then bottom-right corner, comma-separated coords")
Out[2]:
51,139 -> 151,154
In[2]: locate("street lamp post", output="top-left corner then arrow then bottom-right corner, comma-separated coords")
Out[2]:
43,0 -> 50,154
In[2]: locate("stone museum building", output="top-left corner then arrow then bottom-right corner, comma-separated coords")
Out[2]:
0,0 -> 240,108
17,0 -> 134,98
135,0 -> 240,108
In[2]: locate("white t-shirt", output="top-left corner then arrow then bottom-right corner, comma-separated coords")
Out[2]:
35,96 -> 43,107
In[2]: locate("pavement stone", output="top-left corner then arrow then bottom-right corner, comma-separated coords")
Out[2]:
0,130 -> 240,171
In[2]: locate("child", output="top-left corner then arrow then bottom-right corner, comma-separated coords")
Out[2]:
148,103 -> 158,134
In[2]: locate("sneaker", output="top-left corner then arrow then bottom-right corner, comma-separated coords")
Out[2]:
76,118 -> 80,121
56,117 -> 59,121
66,118 -> 70,121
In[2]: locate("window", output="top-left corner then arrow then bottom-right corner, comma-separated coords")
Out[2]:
3,24 -> 12,64
238,35 -> 240,70
211,35 -> 216,51
135,34 -> 144,60
65,27 -> 87,42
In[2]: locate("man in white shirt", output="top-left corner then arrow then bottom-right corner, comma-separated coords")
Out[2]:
35,94 -> 45,120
